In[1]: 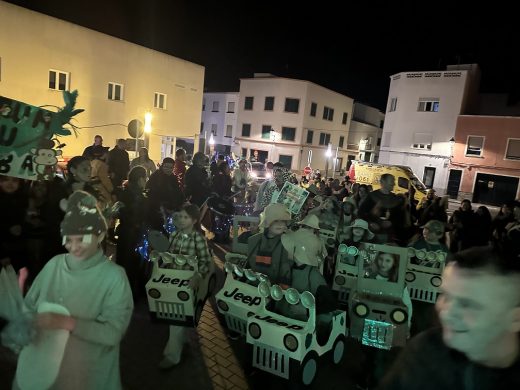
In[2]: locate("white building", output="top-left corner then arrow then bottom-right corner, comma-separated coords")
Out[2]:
234,74 -> 354,175
346,103 -> 384,165
379,64 -> 480,192
200,92 -> 239,155
0,1 -> 204,163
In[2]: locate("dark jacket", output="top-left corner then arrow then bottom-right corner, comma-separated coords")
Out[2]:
108,147 -> 130,182
211,172 -> 233,199
146,170 -> 185,230
379,328 -> 520,390
185,166 -> 211,207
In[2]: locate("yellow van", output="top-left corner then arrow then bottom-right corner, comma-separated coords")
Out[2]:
347,161 -> 427,203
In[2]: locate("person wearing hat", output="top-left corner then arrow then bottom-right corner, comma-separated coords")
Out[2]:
246,203 -> 293,284
409,219 -> 449,268
338,219 -> 375,265
9,190 -> 133,389
277,229 -> 336,322
308,195 -> 341,232
253,162 -> 290,214
232,158 -> 253,202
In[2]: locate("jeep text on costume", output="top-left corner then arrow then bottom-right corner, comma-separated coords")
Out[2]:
253,314 -> 304,330
152,274 -> 190,287
223,287 -> 261,306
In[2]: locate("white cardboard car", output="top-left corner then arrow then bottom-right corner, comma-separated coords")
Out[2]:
332,244 -> 360,304
145,231 -> 216,327
246,282 -> 347,386
348,243 -> 410,349
215,255 -> 268,335
405,247 -> 447,303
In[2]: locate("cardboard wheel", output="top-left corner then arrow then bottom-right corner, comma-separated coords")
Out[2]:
331,335 -> 346,365
194,302 -> 203,327
291,351 -> 319,386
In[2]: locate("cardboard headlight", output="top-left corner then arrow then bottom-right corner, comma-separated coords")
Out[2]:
300,291 -> 315,309
285,288 -> 300,305
258,281 -> 271,298
270,285 -> 284,301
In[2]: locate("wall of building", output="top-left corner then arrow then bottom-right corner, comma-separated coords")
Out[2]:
0,2 -> 204,162
451,115 -> 520,199
379,67 -> 478,192
201,92 -> 238,153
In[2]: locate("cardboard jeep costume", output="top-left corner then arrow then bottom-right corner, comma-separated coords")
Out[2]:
245,282 -> 347,386
215,258 -> 267,335
332,244 -> 361,304
348,243 -> 410,350
405,247 -> 447,303
0,91 -> 83,180
145,231 -> 216,327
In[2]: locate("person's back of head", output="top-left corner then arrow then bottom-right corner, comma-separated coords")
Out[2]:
175,148 -> 186,161
128,166 -> 147,184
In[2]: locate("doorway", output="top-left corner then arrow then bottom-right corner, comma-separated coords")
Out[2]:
446,169 -> 462,199
423,167 -> 436,188
473,173 -> 519,206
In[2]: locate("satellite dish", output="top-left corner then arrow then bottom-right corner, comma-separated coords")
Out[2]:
128,119 -> 144,138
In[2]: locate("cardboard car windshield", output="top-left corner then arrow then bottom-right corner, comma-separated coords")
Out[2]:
271,182 -> 309,215
0,91 -> 83,180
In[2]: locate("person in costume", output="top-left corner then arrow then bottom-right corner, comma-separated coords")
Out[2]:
159,203 -> 213,369
10,190 -> 133,389
338,219 -> 375,265
246,203 -> 293,285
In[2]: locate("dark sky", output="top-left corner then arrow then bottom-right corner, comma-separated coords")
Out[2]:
5,0 -> 519,110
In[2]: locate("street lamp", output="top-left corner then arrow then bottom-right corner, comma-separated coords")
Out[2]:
325,143 -> 332,179
144,111 -> 152,133
270,129 -> 276,161
209,132 -> 215,157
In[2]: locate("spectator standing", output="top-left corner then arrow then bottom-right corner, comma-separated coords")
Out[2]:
185,152 -> 211,207
108,139 -> 130,189
82,135 -> 106,160
146,157 -> 185,230
173,148 -> 187,190
129,147 -> 156,178
212,163 -> 233,199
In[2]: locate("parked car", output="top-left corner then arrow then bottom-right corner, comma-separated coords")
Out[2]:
250,162 -> 271,183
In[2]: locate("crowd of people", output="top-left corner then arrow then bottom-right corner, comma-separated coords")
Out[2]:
1,136 -> 520,389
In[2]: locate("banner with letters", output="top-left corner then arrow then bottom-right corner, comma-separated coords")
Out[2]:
0,90 -> 83,180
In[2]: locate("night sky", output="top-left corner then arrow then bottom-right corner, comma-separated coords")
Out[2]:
5,0 -> 519,110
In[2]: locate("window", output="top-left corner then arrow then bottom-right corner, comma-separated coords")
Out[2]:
310,102 -> 317,117
281,127 -> 296,141
377,137 -> 382,146
335,157 -> 343,172
241,148 -> 247,158
342,112 -> 348,125
202,99 -> 206,111
418,98 -> 440,112
244,96 -> 254,110
108,82 -> 124,101
154,92 -> 167,109
227,102 -> 235,113
306,130 -> 314,144
398,177 -> 409,190
200,122 -> 204,133
211,124 -> 217,136
264,96 -> 275,111
339,136 -> 345,148
242,123 -> 251,137
319,133 -> 331,145
412,133 -> 432,150
279,155 -> 293,169
49,70 -> 69,91
262,125 -> 271,140
212,101 -> 219,112
323,106 -> 334,121
465,136 -> 484,156
284,98 -> 300,113
389,97 -> 397,112
505,139 -> 520,160
225,125 -> 233,138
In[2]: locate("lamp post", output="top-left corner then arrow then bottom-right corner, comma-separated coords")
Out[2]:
209,132 -> 215,158
325,143 -> 332,179
270,129 -> 276,162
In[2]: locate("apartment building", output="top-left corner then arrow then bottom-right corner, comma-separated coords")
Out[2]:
200,92 -> 239,155
379,64 -> 480,192
449,115 -> 520,205
0,1 -> 204,163
346,102 -> 384,167
234,74 -> 354,174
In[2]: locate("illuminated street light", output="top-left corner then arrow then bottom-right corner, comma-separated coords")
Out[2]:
144,111 -> 153,133
209,133 -> 215,146
326,143 -> 332,157
325,143 -> 332,178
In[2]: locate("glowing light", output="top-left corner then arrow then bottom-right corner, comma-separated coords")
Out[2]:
326,143 -> 332,157
144,112 -> 152,133
209,133 -> 215,145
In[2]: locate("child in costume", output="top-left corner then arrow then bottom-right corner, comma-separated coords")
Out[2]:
246,203 -> 293,285
409,219 -> 448,268
339,219 -> 375,265
159,203 -> 213,369
8,190 -> 133,390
